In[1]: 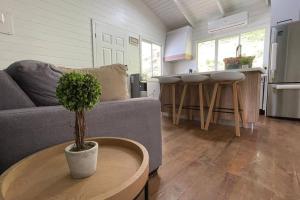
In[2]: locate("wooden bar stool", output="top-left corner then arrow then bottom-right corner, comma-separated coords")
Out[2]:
176,74 -> 209,129
158,77 -> 181,124
204,72 -> 246,137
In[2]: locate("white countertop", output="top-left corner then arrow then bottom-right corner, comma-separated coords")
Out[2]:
153,67 -> 266,79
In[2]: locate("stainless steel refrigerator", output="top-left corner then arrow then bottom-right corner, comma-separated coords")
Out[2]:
267,21 -> 300,119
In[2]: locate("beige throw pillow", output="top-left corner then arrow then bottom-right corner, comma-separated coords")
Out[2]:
57,64 -> 129,102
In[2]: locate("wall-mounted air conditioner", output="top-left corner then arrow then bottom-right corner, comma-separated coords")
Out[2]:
208,12 -> 248,33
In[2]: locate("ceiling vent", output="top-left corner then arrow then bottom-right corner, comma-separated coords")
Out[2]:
208,12 -> 248,33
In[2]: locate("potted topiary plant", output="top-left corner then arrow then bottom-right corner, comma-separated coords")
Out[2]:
56,72 -> 101,179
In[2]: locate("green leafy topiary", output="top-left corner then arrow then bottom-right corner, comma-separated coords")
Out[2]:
56,72 -> 101,151
240,56 -> 255,65
56,72 -> 101,111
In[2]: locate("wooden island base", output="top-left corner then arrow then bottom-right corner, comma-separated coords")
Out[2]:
160,70 -> 262,128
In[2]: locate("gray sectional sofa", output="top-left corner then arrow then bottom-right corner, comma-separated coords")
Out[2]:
0,62 -> 162,174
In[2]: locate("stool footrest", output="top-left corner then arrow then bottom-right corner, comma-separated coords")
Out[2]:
213,110 -> 235,114
214,107 -> 243,111
182,105 -> 209,110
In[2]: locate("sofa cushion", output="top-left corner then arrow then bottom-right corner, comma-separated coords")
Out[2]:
5,60 -> 63,106
0,71 -> 35,110
58,64 -> 129,102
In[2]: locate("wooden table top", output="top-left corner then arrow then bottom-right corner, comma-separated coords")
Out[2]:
0,137 -> 149,200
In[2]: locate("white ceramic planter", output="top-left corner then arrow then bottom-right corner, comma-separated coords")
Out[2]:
242,64 -> 250,69
64,141 -> 98,179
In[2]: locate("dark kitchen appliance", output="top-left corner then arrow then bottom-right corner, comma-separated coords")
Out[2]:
130,74 -> 147,98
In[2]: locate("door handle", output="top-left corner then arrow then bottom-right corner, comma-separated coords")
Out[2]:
277,19 -> 293,25
270,43 -> 278,80
272,85 -> 300,90
270,43 -> 277,71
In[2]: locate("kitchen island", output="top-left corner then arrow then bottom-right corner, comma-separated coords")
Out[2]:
154,68 -> 266,128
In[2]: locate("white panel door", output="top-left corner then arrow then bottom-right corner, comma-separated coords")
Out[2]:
95,22 -> 128,66
103,48 -> 112,65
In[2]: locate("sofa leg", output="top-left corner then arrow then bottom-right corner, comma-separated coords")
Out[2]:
149,167 -> 159,177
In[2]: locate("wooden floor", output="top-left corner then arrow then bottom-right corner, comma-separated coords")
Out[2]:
149,116 -> 300,200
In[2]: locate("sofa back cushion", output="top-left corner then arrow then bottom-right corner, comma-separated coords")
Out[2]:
6,60 -> 63,106
58,64 -> 129,102
0,71 -> 35,110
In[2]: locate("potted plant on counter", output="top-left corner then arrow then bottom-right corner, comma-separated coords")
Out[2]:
223,57 -> 240,69
56,72 -> 101,179
240,56 -> 255,69
223,56 -> 255,70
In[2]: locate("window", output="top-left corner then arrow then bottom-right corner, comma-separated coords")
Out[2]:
197,28 -> 266,71
218,36 -> 239,70
152,43 -> 162,77
197,40 -> 215,72
141,41 -> 162,80
240,29 -> 266,68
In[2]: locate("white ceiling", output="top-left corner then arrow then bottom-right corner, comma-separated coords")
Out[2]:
142,0 -> 268,30
142,0 -> 189,30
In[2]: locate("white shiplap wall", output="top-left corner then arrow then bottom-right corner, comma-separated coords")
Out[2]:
0,0 -> 167,70
170,5 -> 271,74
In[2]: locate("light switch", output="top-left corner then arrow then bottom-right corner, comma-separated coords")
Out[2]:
0,11 -> 14,35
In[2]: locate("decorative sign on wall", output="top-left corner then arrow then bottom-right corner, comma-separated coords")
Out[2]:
129,36 -> 139,46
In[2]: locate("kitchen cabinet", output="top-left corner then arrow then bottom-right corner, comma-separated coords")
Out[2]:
271,0 -> 300,26
147,80 -> 160,99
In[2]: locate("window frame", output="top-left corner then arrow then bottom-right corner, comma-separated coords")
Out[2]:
196,27 -> 267,71
217,34 -> 240,70
197,40 -> 217,72
140,39 -> 163,81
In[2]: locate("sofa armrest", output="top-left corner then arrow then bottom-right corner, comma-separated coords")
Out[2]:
0,98 -> 162,173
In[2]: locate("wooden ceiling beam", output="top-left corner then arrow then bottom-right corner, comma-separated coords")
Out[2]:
265,0 -> 271,6
215,0 -> 225,16
172,0 -> 196,27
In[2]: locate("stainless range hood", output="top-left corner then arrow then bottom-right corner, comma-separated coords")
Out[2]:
164,26 -> 192,62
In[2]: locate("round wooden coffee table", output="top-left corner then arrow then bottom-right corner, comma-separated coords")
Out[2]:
0,137 -> 149,200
